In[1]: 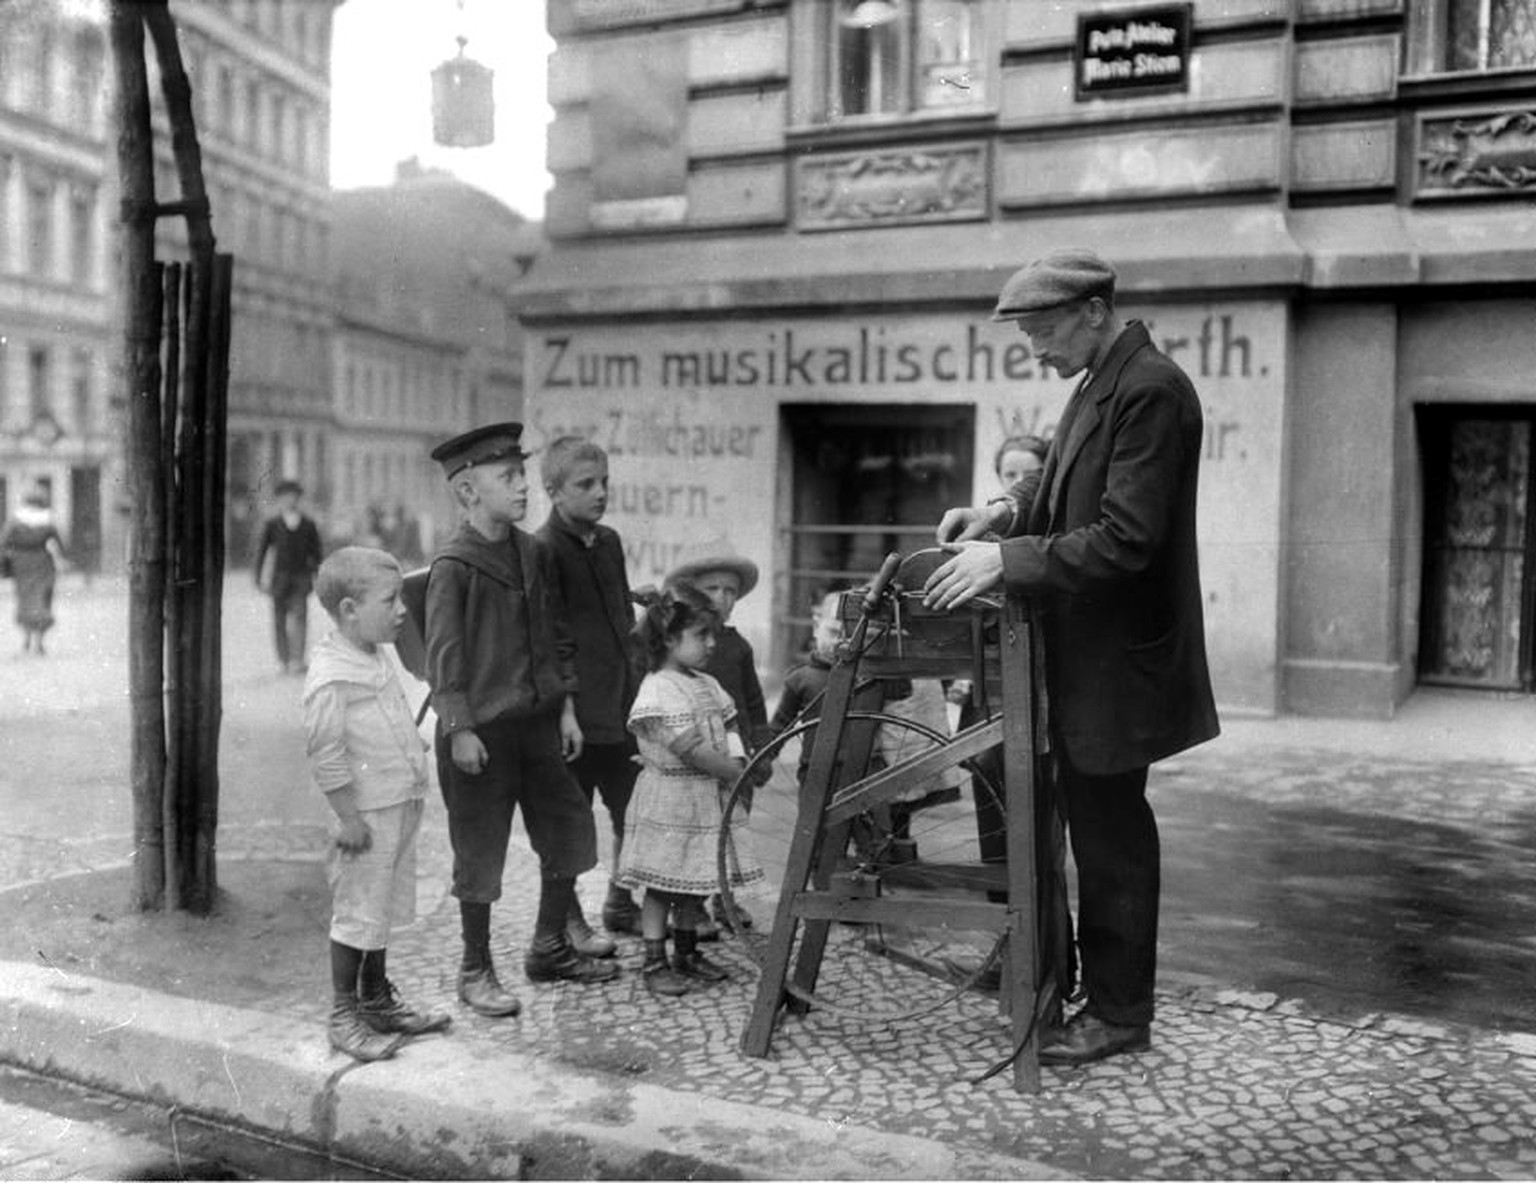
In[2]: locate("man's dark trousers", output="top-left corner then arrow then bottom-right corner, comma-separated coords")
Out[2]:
271,578 -> 309,669
1058,751 -> 1157,1028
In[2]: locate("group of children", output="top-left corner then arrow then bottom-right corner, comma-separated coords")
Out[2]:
301,422 -> 772,1061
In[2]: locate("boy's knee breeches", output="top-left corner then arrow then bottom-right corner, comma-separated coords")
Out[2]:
328,798 -> 424,949
435,711 -> 598,902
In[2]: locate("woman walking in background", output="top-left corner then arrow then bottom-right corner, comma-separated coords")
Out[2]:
1,491 -> 68,656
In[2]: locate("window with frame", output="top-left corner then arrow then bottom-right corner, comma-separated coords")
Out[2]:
27,176 -> 54,278
28,346 -> 52,421
71,349 -> 91,437
1407,0 -> 1536,74
70,185 -> 94,286
826,0 -> 988,121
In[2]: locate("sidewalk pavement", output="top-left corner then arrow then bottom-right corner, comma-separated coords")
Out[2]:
3,660 -> 1536,1177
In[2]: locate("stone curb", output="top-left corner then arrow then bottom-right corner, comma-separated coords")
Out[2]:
0,960 -> 1070,1180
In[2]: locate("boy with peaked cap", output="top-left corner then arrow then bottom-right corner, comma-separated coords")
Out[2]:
536,435 -> 642,944
424,422 -> 620,1019
664,535 -> 772,935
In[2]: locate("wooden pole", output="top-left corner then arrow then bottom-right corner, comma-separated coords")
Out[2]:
160,262 -> 183,912
142,2 -> 215,260
144,0 -> 222,912
111,0 -> 168,912
195,253 -> 234,905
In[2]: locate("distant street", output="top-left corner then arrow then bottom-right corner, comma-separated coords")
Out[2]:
0,573 -> 383,889
2,573 -> 1535,1036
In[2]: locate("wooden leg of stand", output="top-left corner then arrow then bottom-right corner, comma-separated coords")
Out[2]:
1001,599 -> 1042,1093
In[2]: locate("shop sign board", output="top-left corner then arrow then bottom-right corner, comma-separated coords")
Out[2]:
1075,4 -> 1192,100
525,303 -> 1289,714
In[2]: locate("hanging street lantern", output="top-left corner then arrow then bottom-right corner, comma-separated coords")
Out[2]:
431,35 -> 494,148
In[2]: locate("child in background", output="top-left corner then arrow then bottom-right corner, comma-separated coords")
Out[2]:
424,422 -> 620,1023
536,436 -> 642,949
773,589 -> 950,862
618,586 -> 757,997
768,590 -> 848,784
664,538 -> 770,935
303,546 -> 450,1062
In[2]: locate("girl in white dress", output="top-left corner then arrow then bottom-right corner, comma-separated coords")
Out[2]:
618,586 -> 757,996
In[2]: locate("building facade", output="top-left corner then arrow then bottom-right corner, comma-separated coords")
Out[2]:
522,0 -> 1536,718
162,0 -> 338,565
330,165 -> 541,561
0,3 -> 113,569
0,0 -> 339,571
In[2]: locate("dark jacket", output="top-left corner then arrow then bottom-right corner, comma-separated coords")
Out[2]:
254,513 -> 321,593
704,627 -> 771,751
1000,320 -> 1219,775
424,523 -> 578,734
535,512 -> 640,745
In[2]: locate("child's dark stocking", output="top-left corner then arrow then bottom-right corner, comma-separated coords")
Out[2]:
359,948 -> 387,998
327,940 -> 401,1061
641,938 -> 690,997
672,898 -> 731,983
637,892 -> 688,996
331,940 -> 364,997
532,875 -> 577,953
460,900 -> 492,970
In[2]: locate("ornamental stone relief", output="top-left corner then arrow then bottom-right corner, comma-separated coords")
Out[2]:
1417,109 -> 1536,197
797,143 -> 988,230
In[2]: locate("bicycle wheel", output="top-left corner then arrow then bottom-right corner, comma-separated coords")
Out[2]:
717,710 -> 1009,1024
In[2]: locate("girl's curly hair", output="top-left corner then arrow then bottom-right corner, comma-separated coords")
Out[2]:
631,583 -> 720,671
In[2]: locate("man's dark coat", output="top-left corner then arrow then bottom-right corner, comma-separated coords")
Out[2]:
1000,320 -> 1220,775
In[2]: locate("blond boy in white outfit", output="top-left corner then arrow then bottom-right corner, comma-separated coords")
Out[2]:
303,546 -> 449,1061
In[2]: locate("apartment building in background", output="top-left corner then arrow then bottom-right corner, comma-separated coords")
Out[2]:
522,0 -> 1536,719
330,161 -> 542,560
1,1 -> 535,569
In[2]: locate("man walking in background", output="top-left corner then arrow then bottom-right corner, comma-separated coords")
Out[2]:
255,478 -> 323,676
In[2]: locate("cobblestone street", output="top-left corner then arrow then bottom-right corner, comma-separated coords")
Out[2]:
3,576 -> 1536,1178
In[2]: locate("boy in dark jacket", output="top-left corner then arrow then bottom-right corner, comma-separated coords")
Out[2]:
424,423 -> 620,1020
536,436 -> 643,945
254,478 -> 323,675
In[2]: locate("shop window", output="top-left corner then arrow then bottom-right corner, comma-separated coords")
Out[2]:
777,402 -> 975,673
825,0 -> 987,122
1406,0 -> 1536,74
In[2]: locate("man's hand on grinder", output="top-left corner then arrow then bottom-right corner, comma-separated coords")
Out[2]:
922,541 -> 1004,610
935,503 -> 1010,545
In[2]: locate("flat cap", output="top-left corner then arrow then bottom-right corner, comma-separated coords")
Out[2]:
991,248 -> 1116,320
431,421 -> 531,478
